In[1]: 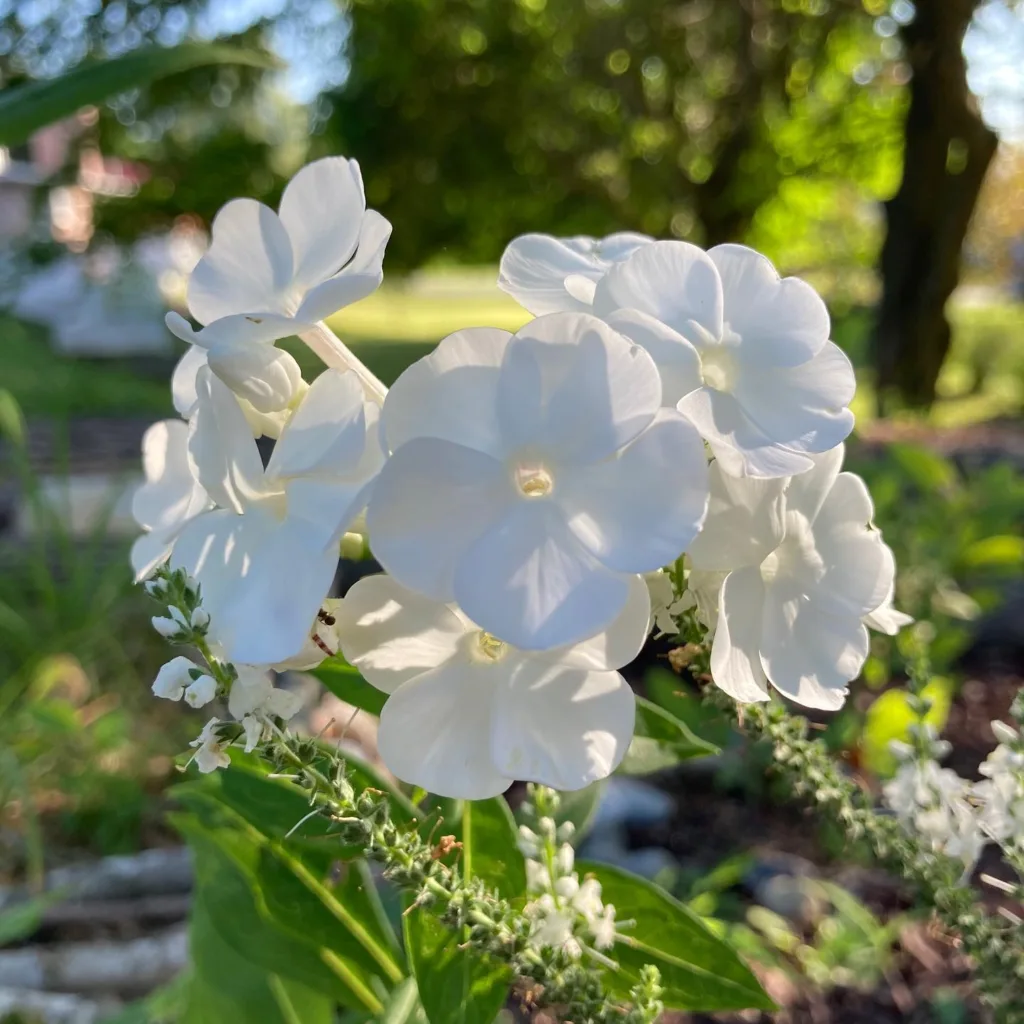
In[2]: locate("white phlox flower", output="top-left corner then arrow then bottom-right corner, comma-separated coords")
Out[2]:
130,419 -> 210,580
498,232 -> 652,315
688,446 -> 903,709
191,718 -> 232,774
333,573 -> 650,799
367,312 -> 709,650
172,157 -> 391,404
170,365 -> 384,665
590,241 -> 855,478
227,665 -> 305,752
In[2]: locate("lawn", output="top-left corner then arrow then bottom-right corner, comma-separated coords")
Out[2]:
2,268 -> 1022,428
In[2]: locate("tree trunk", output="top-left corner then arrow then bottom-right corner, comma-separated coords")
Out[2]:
872,0 -> 998,411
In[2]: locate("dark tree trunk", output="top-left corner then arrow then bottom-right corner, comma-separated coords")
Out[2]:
872,0 -> 998,411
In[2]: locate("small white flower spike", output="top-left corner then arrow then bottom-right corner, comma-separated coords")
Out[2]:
333,573 -> 650,798
368,311 -> 709,649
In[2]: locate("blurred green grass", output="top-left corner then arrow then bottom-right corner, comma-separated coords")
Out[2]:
2,272 -> 1022,427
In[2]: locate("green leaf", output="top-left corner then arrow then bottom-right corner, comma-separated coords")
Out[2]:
0,43 -> 278,147
961,534 -> 1024,569
378,977 -> 429,1024
860,678 -> 953,777
172,808 -> 387,1013
313,658 -> 387,716
403,912 -> 508,1024
0,888 -> 67,946
619,696 -> 720,775
403,797 -> 521,1024
578,861 -> 773,1011
182,890 -> 334,1024
462,796 -> 526,899
889,444 -> 957,495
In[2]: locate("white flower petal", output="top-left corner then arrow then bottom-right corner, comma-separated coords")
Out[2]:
171,344 -> 208,419
228,667 -> 274,719
165,310 -> 305,350
498,233 -> 615,315
688,463 -> 787,572
864,577 -> 913,636
546,574 -> 651,672
593,240 -> 723,340
188,199 -> 294,324
206,340 -> 303,414
710,568 -> 772,703
603,308 -> 703,406
187,368 -> 267,513
283,477 -> 371,551
557,409 -> 709,573
760,597 -> 866,710
381,327 -> 511,456
732,342 -> 855,455
678,387 -> 814,478
368,438 -> 511,600
278,157 -> 364,292
130,528 -> 173,580
491,662 -> 635,790
497,312 -> 660,464
783,445 -> 845,523
334,575 -> 468,694
709,244 -> 829,367
378,662 -> 513,799
267,369 -> 367,479
295,209 -> 392,323
132,419 -> 207,532
453,499 -> 629,650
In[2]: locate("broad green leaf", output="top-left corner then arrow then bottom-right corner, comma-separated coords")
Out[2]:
313,658 -> 387,716
645,668 -> 734,748
961,534 -> 1024,569
0,43 -> 277,147
462,796 -> 526,899
578,861 -> 773,1011
619,696 -> 720,775
860,678 -> 953,777
403,797 -> 521,1024
172,807 -> 388,1014
182,892 -> 334,1024
173,791 -> 403,1001
403,912 -> 508,1024
378,977 -> 429,1024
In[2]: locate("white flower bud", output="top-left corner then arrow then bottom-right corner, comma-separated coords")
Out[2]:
554,842 -> 575,878
152,656 -> 194,700
190,607 -> 211,630
556,820 -> 576,844
992,720 -> 1019,746
184,674 -> 217,708
517,825 -> 540,858
169,606 -> 189,627
144,578 -> 168,599
152,615 -> 184,639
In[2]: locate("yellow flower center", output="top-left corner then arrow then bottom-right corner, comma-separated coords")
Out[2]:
476,631 -> 508,662
700,345 -> 738,393
515,464 -> 554,498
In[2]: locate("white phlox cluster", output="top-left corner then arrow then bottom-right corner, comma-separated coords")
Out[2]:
133,157 -> 911,797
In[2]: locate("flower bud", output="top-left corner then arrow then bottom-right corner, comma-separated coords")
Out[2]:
152,656 -> 194,700
992,720 -> 1019,746
152,615 -> 184,639
190,607 -> 211,630
184,674 -> 218,708
208,340 -> 304,414
144,578 -> 169,599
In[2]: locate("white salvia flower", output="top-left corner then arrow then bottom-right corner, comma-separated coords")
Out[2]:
525,894 -> 581,957
151,615 -> 184,639
184,673 -> 217,709
590,905 -> 617,950
688,446 -> 901,709
130,419 -> 210,580
590,241 -> 855,478
152,656 -> 195,701
974,726 -> 1024,844
334,573 -> 650,799
173,157 -> 391,404
498,232 -> 652,315
241,715 -> 264,753
227,666 -> 304,726
191,719 -> 231,774
171,366 -> 384,664
368,312 -> 709,650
